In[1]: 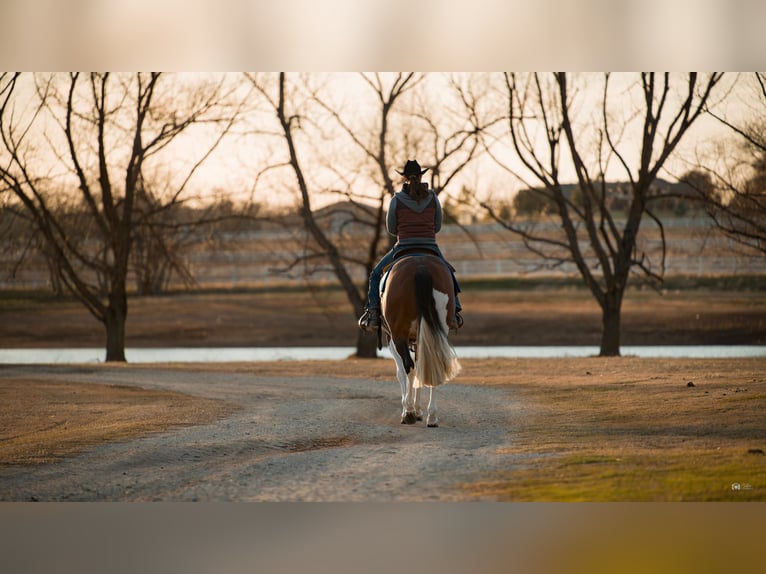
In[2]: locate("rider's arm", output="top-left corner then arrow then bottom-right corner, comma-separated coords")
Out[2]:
433,193 -> 443,233
386,196 -> 399,236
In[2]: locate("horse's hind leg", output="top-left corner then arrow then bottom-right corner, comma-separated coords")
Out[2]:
390,340 -> 417,424
426,386 -> 438,427
413,385 -> 423,421
402,370 -> 419,425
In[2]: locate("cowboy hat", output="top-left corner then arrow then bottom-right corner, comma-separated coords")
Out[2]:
395,159 -> 429,176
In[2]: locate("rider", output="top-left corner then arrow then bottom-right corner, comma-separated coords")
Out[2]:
358,159 -> 462,332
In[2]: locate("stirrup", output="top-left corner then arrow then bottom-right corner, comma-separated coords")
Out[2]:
358,308 -> 380,331
455,310 -> 464,329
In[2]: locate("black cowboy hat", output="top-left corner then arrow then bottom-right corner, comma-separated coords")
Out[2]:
395,159 -> 429,177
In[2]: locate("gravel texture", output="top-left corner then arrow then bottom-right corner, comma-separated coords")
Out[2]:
0,365 -> 524,501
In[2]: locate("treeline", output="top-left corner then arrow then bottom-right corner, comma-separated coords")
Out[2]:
506,177 -> 706,219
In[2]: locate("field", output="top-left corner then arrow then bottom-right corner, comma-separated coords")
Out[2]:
1,282 -> 765,501
2,279 -> 765,348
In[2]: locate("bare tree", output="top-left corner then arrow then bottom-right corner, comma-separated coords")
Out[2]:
308,72 -> 429,356
0,193 -> 55,291
129,179 -> 262,295
687,73 -> 766,256
0,72 -> 243,361
245,73 -> 488,357
479,72 -> 724,356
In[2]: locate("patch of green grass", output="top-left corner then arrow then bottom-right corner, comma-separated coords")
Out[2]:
459,273 -> 766,292
0,290 -> 76,306
657,274 -> 766,291
3,273 -> 763,302
475,449 -> 766,501
460,276 -> 588,291
564,454 -> 623,465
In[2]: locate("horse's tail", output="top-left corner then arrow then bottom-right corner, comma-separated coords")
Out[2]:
413,266 -> 461,388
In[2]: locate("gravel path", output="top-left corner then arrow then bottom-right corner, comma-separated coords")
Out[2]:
0,365 -> 525,501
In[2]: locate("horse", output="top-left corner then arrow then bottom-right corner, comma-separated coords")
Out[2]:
380,253 -> 461,427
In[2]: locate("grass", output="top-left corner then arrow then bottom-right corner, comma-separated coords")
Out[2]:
2,273 -> 764,302
469,449 -> 766,501
457,356 -> 766,501
459,273 -> 766,292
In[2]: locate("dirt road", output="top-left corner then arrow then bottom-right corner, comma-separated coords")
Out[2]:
0,364 -> 521,501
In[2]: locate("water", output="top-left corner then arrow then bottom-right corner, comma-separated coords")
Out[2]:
1,345 -> 764,364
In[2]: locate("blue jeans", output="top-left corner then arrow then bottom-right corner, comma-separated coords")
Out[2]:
366,246 -> 461,311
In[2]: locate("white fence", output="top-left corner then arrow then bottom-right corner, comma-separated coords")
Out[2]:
2,221 -> 764,291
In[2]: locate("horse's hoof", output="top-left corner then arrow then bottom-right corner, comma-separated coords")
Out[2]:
427,422 -> 439,428
401,412 -> 418,425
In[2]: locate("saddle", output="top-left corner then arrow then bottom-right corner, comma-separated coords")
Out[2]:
380,247 -> 456,296
391,245 -> 441,262
385,246 -> 455,273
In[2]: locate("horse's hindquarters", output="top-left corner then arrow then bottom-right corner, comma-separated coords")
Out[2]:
382,255 -> 461,426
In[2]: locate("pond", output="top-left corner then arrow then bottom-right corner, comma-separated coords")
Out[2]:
1,345 -> 764,364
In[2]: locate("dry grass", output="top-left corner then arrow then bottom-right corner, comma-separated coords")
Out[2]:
0,378 -> 231,465
457,356 -> 766,500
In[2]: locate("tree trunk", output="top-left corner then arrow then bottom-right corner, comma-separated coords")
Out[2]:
355,328 -> 379,358
599,293 -> 623,357
104,290 -> 128,362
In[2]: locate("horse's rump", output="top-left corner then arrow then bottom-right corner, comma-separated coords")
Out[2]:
382,254 -> 460,388
383,254 -> 455,325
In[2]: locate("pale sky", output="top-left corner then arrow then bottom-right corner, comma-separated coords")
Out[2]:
2,72 -> 758,213
210,72 -> 753,210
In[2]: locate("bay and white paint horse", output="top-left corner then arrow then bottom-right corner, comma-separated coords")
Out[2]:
380,253 -> 461,427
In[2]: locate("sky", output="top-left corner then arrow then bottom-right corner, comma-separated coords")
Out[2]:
2,72 -> 759,213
